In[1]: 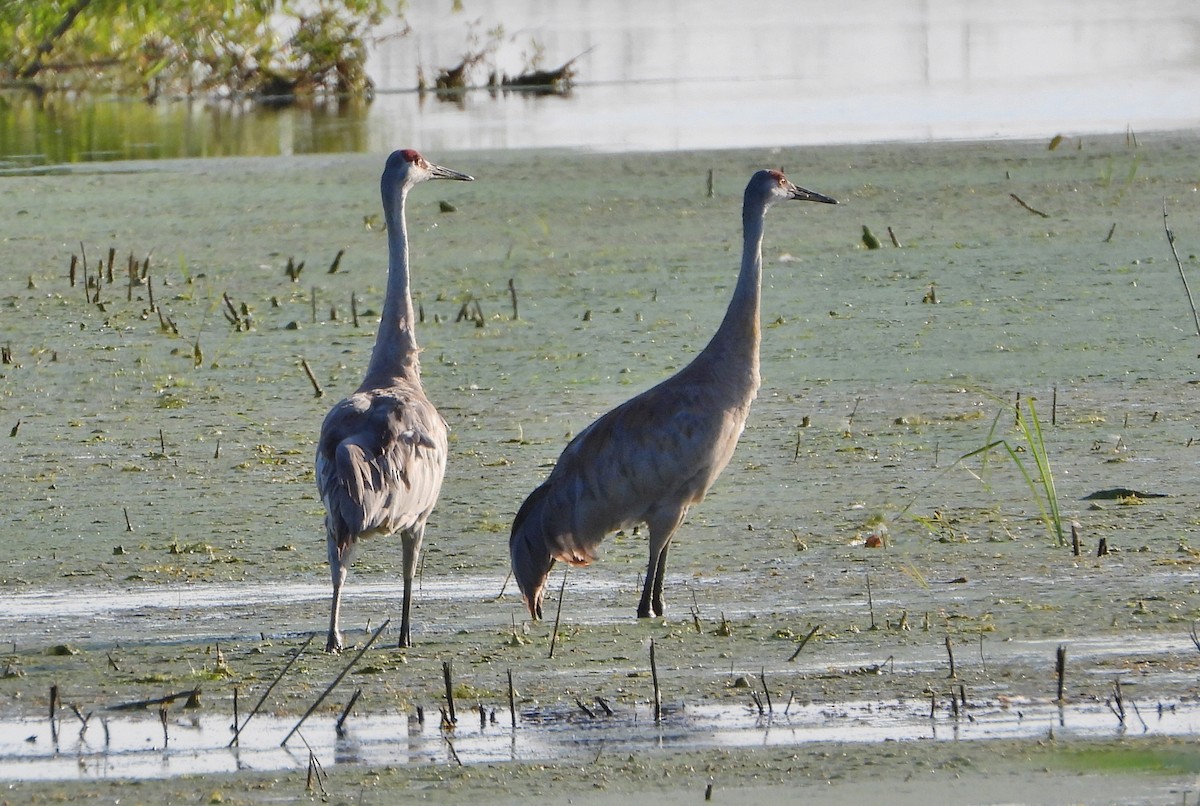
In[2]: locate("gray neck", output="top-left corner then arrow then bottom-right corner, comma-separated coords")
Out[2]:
701,193 -> 767,375
361,180 -> 420,389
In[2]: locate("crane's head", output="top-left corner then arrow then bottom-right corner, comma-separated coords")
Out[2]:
750,169 -> 837,209
384,149 -> 475,188
509,484 -> 557,620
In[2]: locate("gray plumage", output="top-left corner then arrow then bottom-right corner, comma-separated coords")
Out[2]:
510,169 -> 836,620
317,149 -> 472,651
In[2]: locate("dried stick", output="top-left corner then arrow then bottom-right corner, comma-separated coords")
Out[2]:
442,660 -> 457,725
650,639 -> 662,724
1055,644 -> 1067,703
944,635 -> 956,679
301,358 -> 324,398
281,623 -> 388,746
1163,198 -> 1200,337
865,572 -> 876,630
229,633 -> 314,746
507,669 -> 517,729
1010,193 -> 1049,218
335,688 -> 362,736
788,624 -> 821,662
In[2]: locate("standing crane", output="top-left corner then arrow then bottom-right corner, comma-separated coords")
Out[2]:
317,149 -> 473,651
510,168 -> 836,620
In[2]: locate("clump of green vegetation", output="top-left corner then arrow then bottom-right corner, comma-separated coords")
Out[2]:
1,1 -> 389,102
963,395 -> 1066,547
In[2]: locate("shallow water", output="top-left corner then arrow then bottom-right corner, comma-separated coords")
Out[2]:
4,692 -> 1196,782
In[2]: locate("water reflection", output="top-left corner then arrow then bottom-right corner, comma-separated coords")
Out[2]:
0,95 -> 372,167
2,0 -> 1199,163
2,697 -> 1196,781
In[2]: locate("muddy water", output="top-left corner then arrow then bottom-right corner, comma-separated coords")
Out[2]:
1,136 -> 1199,799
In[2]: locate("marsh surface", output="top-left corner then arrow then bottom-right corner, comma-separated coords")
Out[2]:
0,136 -> 1198,802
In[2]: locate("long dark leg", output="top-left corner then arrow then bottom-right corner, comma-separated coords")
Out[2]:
398,527 -> 424,648
650,541 -> 671,617
326,532 -> 352,653
638,510 -> 685,618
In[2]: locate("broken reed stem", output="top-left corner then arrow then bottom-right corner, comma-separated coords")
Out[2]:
548,565 -> 568,659
944,635 -> 956,679
351,292 -> 359,328
650,638 -> 662,724
327,248 -> 345,274
442,660 -> 457,726
281,622 -> 388,746
1162,198 -> 1200,337
300,358 -> 324,398
123,507 -> 133,532
759,667 -> 773,714
787,624 -> 821,662
507,669 -> 517,729
865,572 -> 876,630
1071,520 -> 1081,556
335,688 -> 362,737
508,277 -> 519,320
230,633 -> 314,746
1051,385 -> 1057,426
1055,644 -> 1067,703
706,168 -> 714,198
887,226 -> 902,247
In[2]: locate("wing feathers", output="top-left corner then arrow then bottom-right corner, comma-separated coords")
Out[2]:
318,389 -> 447,543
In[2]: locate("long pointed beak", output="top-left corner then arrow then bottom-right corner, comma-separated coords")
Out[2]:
791,184 -> 837,205
429,162 -> 474,182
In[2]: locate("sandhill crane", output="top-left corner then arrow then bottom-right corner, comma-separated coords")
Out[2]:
317,149 -> 472,651
510,168 -> 836,620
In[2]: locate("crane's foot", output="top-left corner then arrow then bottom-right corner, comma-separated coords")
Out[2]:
326,632 -> 344,654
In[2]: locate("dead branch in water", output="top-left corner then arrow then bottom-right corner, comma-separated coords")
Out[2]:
501,47 -> 593,92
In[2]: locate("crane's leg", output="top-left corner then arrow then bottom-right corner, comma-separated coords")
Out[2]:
398,527 -> 424,648
326,533 -> 353,653
638,510 -> 686,618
